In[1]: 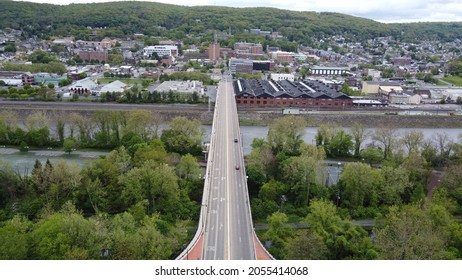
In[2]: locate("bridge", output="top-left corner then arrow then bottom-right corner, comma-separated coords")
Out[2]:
176,75 -> 272,260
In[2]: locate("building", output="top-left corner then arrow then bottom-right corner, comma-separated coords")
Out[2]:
77,50 -> 108,62
271,51 -> 295,63
229,58 -> 253,74
70,78 -> 98,94
361,81 -> 402,95
234,42 -> 263,59
310,66 -> 348,76
143,45 -> 178,58
0,71 -> 34,85
379,85 -> 404,99
270,73 -> 295,82
98,80 -> 127,95
229,58 -> 274,74
155,80 -> 204,94
34,73 -> 67,86
0,79 -> 22,86
208,43 -> 220,61
392,57 -> 412,66
75,38 -> 116,49
234,79 -> 352,109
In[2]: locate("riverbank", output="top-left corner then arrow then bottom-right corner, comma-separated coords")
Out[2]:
0,147 -> 108,158
1,100 -> 462,128
238,111 -> 462,128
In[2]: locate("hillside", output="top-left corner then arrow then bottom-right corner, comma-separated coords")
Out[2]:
1,0 -> 462,43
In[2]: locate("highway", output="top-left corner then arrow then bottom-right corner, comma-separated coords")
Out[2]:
202,75 -> 256,260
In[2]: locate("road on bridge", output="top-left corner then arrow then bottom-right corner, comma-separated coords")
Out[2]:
202,75 -> 256,260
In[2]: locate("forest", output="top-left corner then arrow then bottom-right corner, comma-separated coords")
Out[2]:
0,110 -> 205,259
2,0 -> 462,45
246,116 -> 462,259
1,112 -> 462,259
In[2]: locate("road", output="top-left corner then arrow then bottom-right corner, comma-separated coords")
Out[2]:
202,75 -> 255,260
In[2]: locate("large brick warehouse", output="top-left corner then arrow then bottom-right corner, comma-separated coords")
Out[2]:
233,79 -> 352,109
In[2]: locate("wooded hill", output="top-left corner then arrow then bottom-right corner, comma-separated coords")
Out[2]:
2,0 -> 462,44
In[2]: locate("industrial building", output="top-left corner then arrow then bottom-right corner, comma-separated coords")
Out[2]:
233,79 -> 352,109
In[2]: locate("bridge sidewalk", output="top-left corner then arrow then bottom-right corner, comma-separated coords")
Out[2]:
180,233 -> 204,260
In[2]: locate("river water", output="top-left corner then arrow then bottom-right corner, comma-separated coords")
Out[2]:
203,126 -> 462,155
2,126 -> 461,175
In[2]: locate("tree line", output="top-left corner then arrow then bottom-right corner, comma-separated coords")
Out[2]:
246,116 -> 462,259
3,1 -> 462,46
0,112 -> 206,259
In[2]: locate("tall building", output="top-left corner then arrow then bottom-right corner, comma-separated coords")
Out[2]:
208,43 -> 220,62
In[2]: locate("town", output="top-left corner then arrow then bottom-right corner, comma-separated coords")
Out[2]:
2,23 -> 462,113
1,0 -> 462,264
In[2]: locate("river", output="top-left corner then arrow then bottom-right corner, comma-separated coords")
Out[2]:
1,126 -> 461,175
203,126 -> 462,155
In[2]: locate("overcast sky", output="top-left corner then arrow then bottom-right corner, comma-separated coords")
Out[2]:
13,0 -> 462,23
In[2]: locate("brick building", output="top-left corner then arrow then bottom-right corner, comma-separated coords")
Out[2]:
234,79 -> 352,109
77,50 -> 108,62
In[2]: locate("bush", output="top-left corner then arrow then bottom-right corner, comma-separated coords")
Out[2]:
19,141 -> 29,152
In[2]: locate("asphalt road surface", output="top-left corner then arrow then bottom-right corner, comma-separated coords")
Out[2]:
202,75 -> 255,260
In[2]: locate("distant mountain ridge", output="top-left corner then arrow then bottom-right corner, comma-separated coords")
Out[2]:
1,0 -> 462,42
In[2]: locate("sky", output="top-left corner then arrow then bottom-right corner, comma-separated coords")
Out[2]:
13,0 -> 462,23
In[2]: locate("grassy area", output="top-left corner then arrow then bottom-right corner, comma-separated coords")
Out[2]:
436,80 -> 447,86
441,75 -> 462,86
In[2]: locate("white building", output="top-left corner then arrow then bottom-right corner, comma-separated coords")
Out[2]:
271,73 -> 295,82
143,45 -> 178,58
99,80 -> 127,94
70,78 -> 98,94
310,66 -> 349,76
155,80 -> 204,94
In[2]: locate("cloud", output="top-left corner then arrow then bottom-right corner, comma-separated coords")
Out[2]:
13,0 -> 462,22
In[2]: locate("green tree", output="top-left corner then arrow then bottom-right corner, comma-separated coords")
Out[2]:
28,50 -> 53,64
30,202 -> 103,259
350,123 -> 368,157
401,130 -> 424,154
378,166 -> 411,205
63,138 -> 76,154
132,139 -> 168,167
0,216 -> 31,259
339,162 -> 380,210
263,212 -> 293,259
176,153 -> 201,180
325,130 -> 353,157
286,229 -> 328,259
304,199 -> 377,259
373,125 -> 398,160
374,204 -> 451,259
119,160 -> 180,215
160,117 -> 204,155
19,141 -> 29,152
282,155 -> 326,206
124,110 -> 162,141
267,116 -> 306,156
